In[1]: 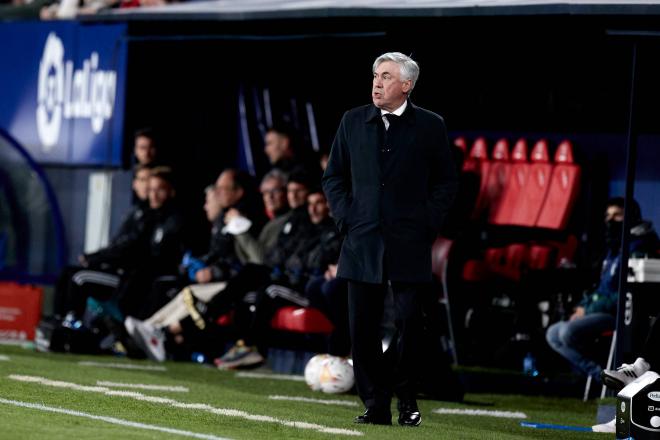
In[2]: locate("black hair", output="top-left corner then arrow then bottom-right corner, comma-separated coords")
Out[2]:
287,169 -> 314,189
150,166 -> 176,190
134,127 -> 156,143
607,197 -> 642,224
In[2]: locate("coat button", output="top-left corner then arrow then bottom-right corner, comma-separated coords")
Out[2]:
380,182 -> 385,188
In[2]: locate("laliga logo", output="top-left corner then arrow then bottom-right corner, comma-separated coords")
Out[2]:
36,32 -> 117,151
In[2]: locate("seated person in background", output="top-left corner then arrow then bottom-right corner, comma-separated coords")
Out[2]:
263,124 -> 321,181
214,188 -> 341,369
231,168 -> 290,265
263,125 -> 301,175
114,167 -> 185,319
133,127 -> 160,167
127,174 -> 316,362
190,168 -> 267,284
124,168 -> 267,360
546,198 -> 659,383
53,164 -> 153,320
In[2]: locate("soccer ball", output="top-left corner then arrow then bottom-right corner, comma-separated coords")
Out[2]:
304,354 -> 330,391
318,356 -> 355,394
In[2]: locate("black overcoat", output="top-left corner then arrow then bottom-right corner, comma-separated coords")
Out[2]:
322,101 -> 458,283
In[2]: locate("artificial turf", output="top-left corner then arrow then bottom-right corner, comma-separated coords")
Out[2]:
0,345 -> 606,439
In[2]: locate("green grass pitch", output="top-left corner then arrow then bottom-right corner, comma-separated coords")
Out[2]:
0,345 -> 606,439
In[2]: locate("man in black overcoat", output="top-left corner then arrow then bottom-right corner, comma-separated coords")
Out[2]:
322,52 -> 458,427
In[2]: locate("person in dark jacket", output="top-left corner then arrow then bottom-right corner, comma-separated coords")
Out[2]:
133,127 -> 160,167
322,52 -> 458,427
263,124 -> 322,182
124,169 -> 268,360
214,189 -> 342,369
546,198 -> 660,384
115,167 -> 185,318
192,169 -> 267,284
53,164 -> 154,319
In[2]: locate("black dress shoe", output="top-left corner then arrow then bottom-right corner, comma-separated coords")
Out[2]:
354,408 -> 392,425
397,400 -> 421,427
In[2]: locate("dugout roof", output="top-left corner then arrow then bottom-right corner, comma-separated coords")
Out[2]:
94,0 -> 660,21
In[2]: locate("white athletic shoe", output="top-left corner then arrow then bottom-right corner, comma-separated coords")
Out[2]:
124,316 -> 138,338
592,417 -> 615,433
601,357 -> 651,391
131,319 -> 166,362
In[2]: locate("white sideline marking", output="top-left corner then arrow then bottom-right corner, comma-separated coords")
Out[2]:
79,361 -> 167,371
0,355 -> 9,361
433,408 -> 528,419
9,374 -> 363,437
235,372 -> 305,382
269,395 -> 358,407
97,381 -> 189,392
0,397 -> 231,440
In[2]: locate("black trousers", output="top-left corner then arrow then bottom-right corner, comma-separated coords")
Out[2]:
54,265 -> 121,318
348,280 -> 424,412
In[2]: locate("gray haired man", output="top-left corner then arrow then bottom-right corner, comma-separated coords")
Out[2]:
323,52 -> 458,426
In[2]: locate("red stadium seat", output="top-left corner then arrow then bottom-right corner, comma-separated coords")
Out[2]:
431,236 -> 458,364
491,243 -> 528,281
462,259 -> 489,281
454,136 -> 468,156
508,139 -> 553,227
536,140 -> 581,230
467,138 -> 492,218
270,306 -> 334,334
484,139 -> 511,222
490,139 -> 528,225
527,245 -> 553,270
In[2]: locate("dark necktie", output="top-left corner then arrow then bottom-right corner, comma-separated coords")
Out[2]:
383,113 -> 399,131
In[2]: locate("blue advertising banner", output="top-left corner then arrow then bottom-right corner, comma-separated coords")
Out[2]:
0,22 -> 127,166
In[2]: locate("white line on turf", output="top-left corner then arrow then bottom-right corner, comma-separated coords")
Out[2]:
97,381 -> 189,392
78,361 -> 167,371
0,397 -> 231,440
235,372 -> 305,382
9,374 -> 363,437
432,408 -> 528,419
0,355 -> 9,361
269,395 -> 358,407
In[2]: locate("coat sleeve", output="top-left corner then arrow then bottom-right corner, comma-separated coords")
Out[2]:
84,207 -> 146,269
426,117 -> 459,234
322,112 -> 352,234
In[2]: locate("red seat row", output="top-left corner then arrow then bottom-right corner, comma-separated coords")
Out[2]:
215,306 -> 334,334
456,137 -> 581,230
462,237 -> 578,282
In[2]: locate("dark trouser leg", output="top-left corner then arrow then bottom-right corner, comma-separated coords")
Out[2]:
306,277 -> 350,357
204,264 -> 272,321
54,266 -> 83,317
348,280 -> 390,412
55,266 -> 120,318
388,281 -> 424,404
116,269 -> 154,319
244,290 -> 291,354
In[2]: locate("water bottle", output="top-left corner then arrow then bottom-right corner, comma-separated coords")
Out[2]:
191,352 -> 206,364
523,352 -> 539,377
